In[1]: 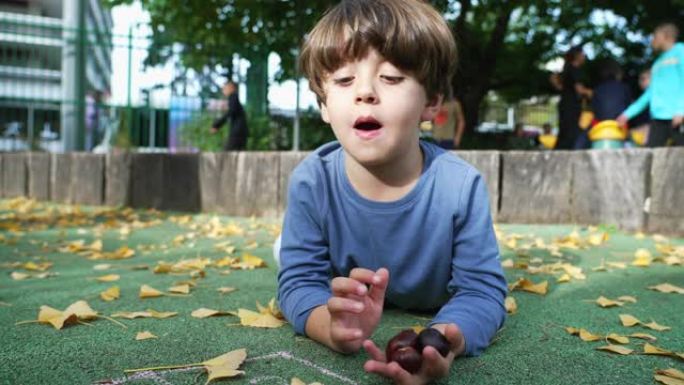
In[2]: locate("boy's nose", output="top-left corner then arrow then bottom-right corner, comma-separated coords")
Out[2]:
355,82 -> 378,104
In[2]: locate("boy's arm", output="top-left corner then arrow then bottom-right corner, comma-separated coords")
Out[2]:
430,170 -> 507,357
676,48 -> 684,121
277,170 -> 333,336
622,87 -> 651,121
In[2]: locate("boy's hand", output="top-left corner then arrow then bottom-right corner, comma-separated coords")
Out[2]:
363,324 -> 465,385
328,267 -> 389,353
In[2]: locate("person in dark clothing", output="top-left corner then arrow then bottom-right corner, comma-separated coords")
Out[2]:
555,46 -> 593,150
592,58 -> 631,121
211,81 -> 249,150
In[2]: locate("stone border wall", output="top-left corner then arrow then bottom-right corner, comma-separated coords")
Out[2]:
0,148 -> 681,235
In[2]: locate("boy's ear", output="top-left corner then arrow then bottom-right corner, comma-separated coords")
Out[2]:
420,94 -> 444,122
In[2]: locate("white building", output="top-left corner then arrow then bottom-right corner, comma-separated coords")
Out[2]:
0,0 -> 112,151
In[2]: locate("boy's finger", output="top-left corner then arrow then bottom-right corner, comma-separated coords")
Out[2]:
367,268 -> 389,303
348,268 -> 379,284
362,339 -> 386,362
331,276 -> 367,296
327,297 -> 364,314
444,323 -> 465,355
420,346 -> 450,378
330,325 -> 363,342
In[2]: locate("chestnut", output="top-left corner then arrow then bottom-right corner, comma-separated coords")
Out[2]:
387,346 -> 422,374
416,328 -> 450,357
385,329 -> 422,374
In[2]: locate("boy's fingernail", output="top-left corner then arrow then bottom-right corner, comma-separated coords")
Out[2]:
355,303 -> 364,311
373,275 -> 381,284
357,285 -> 367,295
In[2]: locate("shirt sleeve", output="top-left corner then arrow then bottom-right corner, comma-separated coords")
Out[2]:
430,169 -> 507,357
623,87 -> 651,120
677,48 -> 684,115
277,164 -> 332,335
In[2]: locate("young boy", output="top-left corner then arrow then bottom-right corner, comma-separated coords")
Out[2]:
276,1 -> 507,383
617,22 -> 684,147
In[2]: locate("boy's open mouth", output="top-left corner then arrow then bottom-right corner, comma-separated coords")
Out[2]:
353,116 -> 383,131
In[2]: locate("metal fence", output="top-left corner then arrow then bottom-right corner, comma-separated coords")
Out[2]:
0,8 -> 557,153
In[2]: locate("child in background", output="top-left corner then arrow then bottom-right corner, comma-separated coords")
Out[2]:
276,0 -> 506,384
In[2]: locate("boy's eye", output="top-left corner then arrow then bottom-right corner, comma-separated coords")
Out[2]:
333,77 -> 354,85
381,75 -> 405,84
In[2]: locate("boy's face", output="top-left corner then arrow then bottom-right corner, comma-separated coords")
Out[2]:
320,49 -> 441,167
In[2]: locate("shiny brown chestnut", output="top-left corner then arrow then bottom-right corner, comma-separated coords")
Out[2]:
416,328 -> 450,357
385,329 -> 422,374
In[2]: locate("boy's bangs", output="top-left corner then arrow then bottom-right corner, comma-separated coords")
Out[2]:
315,13 -> 422,77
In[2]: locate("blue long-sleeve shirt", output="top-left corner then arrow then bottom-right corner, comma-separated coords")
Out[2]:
623,43 -> 684,120
277,140 -> 507,357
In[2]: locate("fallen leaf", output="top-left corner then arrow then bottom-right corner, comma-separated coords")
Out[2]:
501,259 -> 514,268
136,331 -> 157,340
291,378 -> 324,385
140,285 -> 164,299
605,333 -> 630,344
619,314 -> 641,327
557,274 -> 571,283
649,283 -> 684,295
606,262 -> 627,269
217,287 -> 237,294
23,261 -> 52,271
630,333 -> 657,341
509,278 -> 548,295
655,369 -> 684,385
579,329 -> 603,342
202,349 -> 247,384
644,343 -> 684,362
617,296 -> 637,303
124,348 -> 246,385
95,274 -> 120,282
93,264 -> 112,271
237,309 -> 285,328
11,272 -> 30,280
112,310 -> 177,319
643,321 -> 672,332
505,296 -> 517,314
596,345 -> 633,355
633,248 -> 652,267
100,286 -> 120,302
33,300 -> 99,329
191,308 -> 233,319
231,253 -> 267,270
168,284 -> 190,294
596,296 -> 624,308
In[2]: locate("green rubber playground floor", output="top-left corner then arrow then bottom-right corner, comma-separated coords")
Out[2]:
0,198 -> 682,385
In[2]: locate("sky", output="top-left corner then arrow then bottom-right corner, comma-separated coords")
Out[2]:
109,2 -> 319,111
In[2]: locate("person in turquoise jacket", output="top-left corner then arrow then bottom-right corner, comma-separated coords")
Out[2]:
617,23 -> 684,147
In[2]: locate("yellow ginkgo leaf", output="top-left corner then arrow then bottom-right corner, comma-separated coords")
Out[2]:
656,369 -> 684,383
95,274 -> 120,282
93,264 -> 112,271
509,278 -> 548,295
597,345 -> 633,355
648,283 -> 684,295
579,329 -> 602,342
11,272 -> 30,280
505,296 -> 517,314
237,309 -> 285,328
202,349 -> 246,384
140,285 -> 164,299
606,262 -> 627,269
231,253 -> 267,270
168,284 -> 190,294
619,314 -> 641,327
630,333 -> 657,341
596,296 -> 624,308
100,286 -> 120,302
617,296 -> 637,303
38,305 -> 79,329
291,378 -> 324,385
64,300 -> 98,320
23,261 -> 52,271
191,308 -> 233,319
217,287 -> 236,294
588,232 -> 609,246
606,334 -> 630,344
136,331 -> 157,340
633,248 -> 652,266
557,274 -> 571,283
112,310 -> 178,319
643,321 -> 671,332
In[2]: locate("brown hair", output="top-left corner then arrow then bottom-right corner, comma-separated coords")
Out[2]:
655,22 -> 679,41
300,0 -> 457,105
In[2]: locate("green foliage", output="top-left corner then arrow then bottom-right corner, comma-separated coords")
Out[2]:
179,113 -> 223,152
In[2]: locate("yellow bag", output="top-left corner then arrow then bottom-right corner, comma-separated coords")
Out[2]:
578,99 -> 593,130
